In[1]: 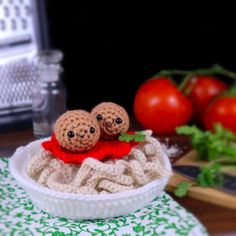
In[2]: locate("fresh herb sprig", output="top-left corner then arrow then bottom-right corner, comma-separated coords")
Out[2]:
174,123 -> 236,197
174,181 -> 195,198
176,124 -> 236,162
118,132 -> 146,142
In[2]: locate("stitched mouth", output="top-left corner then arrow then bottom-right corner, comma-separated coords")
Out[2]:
77,133 -> 85,139
104,119 -> 114,128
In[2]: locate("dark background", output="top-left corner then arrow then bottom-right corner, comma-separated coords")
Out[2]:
45,1 -> 236,114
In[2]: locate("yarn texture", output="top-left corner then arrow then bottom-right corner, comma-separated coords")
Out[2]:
42,133 -> 138,164
54,110 -> 100,152
27,131 -> 172,194
91,102 -> 129,139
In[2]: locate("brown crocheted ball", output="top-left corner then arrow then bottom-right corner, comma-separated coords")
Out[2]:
91,102 -> 130,139
54,110 -> 100,152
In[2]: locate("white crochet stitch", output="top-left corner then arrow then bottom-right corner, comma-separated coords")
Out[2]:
26,131 -> 172,194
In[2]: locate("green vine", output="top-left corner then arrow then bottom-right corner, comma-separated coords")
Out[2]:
153,64 -> 236,93
156,64 -> 236,79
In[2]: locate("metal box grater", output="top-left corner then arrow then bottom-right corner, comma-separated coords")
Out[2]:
0,0 -> 47,118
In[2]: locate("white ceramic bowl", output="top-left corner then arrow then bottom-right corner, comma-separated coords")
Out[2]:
9,138 -> 172,220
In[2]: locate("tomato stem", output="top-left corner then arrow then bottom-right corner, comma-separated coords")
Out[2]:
157,69 -> 189,76
178,74 -> 194,93
223,86 -> 236,97
193,64 -> 236,79
156,64 -> 236,94
214,64 -> 236,80
156,63 -> 236,79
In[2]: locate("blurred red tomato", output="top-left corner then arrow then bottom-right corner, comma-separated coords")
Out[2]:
203,96 -> 236,132
183,76 -> 228,123
134,77 -> 192,135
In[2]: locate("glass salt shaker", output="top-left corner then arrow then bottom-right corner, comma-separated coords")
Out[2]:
32,50 -> 66,138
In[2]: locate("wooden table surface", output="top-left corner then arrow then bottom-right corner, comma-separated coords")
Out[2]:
1,128 -> 236,236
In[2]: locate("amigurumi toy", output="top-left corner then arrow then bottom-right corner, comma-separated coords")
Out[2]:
54,110 -> 100,152
91,102 -> 129,139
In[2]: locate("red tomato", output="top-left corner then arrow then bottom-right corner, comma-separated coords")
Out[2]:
183,76 -> 228,123
134,77 -> 192,135
203,96 -> 236,133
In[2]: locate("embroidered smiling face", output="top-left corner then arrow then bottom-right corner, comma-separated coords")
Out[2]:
54,110 -> 100,152
91,102 -> 130,139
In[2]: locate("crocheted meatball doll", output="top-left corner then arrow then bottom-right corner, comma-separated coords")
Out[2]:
91,102 -> 130,139
42,107 -> 135,164
54,110 -> 100,152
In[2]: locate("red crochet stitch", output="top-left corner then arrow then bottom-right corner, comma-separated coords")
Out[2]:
42,134 -> 138,164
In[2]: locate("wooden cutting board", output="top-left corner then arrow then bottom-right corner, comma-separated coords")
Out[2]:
166,150 -> 236,210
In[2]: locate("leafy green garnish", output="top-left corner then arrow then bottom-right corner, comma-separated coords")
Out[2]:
118,132 -> 146,142
175,123 -> 236,191
174,181 -> 195,198
197,163 -> 224,187
176,123 -> 236,162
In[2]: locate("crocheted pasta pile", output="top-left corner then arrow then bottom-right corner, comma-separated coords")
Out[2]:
27,131 -> 171,194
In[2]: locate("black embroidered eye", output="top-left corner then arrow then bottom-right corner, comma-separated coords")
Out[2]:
67,131 -> 75,138
96,114 -> 103,121
115,118 -> 122,124
90,127 -> 96,134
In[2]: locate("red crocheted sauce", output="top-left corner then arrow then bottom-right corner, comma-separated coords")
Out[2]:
42,134 -> 138,164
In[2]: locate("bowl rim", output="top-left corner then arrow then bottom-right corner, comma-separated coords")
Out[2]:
9,137 -> 172,201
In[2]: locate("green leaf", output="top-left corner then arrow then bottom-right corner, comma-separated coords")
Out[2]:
197,163 -> 224,187
133,225 -> 141,233
176,125 -> 201,136
118,132 -> 145,143
51,232 -> 66,236
133,132 -> 146,142
177,124 -> 236,161
174,181 -> 194,198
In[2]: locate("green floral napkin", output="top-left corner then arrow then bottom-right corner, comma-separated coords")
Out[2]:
0,158 -> 208,236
